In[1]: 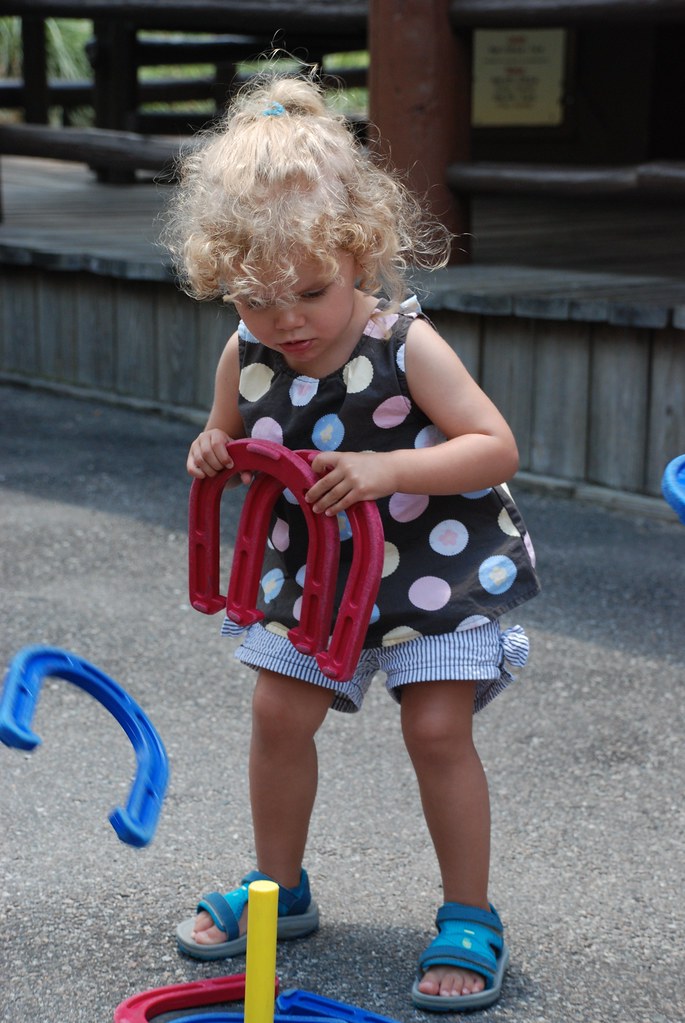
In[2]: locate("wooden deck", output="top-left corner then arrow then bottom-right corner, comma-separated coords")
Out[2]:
3,155 -> 685,277
2,155 -> 685,327
1,155 -> 684,503
0,156 -> 171,276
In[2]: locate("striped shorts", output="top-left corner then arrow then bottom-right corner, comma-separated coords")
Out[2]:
223,618 -> 530,714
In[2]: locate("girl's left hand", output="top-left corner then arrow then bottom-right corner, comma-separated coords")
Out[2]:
306,451 -> 396,515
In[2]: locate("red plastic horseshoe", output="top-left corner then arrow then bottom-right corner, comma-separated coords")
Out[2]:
113,974 -> 251,1022
189,440 -> 340,656
188,440 -> 384,682
315,498 -> 384,681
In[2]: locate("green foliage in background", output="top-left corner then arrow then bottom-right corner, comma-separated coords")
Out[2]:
0,16 -> 22,78
45,18 -> 92,80
0,16 -> 92,79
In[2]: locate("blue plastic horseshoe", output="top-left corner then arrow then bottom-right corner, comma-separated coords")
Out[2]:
0,646 -> 169,847
276,990 -> 401,1023
662,454 -> 685,524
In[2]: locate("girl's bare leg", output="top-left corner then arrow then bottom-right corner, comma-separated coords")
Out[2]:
400,679 -> 491,999
192,669 -> 332,944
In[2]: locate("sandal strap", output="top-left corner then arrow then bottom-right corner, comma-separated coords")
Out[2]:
436,901 -> 503,934
418,902 -> 504,989
241,869 -> 312,916
197,887 -> 249,940
198,869 -> 312,938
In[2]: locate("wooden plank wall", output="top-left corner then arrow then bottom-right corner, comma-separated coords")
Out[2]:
0,265 -> 234,416
431,310 -> 685,498
1,264 -> 684,499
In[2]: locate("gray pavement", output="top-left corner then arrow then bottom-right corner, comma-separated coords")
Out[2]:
1,381 -> 684,1023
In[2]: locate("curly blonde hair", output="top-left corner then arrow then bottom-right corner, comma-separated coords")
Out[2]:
161,73 -> 451,307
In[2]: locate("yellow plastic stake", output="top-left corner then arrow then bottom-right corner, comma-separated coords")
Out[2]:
245,880 -> 279,1023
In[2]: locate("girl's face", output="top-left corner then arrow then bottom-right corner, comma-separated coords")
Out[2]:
234,251 -> 371,377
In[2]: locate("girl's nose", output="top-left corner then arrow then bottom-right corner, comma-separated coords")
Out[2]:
275,304 -> 304,330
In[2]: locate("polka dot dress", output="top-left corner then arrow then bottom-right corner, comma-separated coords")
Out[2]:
232,299 -> 540,648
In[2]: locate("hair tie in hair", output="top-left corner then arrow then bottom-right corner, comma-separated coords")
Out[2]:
262,102 -> 286,117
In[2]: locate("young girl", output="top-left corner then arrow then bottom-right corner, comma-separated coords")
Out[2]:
163,73 -> 540,1012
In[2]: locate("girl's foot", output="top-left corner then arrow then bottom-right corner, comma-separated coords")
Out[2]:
176,870 -> 319,961
411,903 -> 508,1012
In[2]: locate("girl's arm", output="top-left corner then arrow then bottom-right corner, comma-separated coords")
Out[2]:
187,332 -> 247,479
307,317 -> 519,513
388,316 -> 520,492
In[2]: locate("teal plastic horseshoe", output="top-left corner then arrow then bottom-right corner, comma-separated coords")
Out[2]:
0,646 -> 169,847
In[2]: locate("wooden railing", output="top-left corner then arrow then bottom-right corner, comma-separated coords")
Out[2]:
448,0 -> 685,26
0,123 -> 186,172
447,161 -> 685,197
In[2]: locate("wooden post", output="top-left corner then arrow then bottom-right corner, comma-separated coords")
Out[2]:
91,20 -> 138,182
21,17 -> 49,125
368,0 -> 472,261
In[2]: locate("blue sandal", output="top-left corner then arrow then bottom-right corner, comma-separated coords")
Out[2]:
176,868 -> 319,960
411,902 -> 509,1012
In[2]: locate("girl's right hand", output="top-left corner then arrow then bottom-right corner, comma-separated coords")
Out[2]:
187,428 -> 233,478
187,428 -> 252,481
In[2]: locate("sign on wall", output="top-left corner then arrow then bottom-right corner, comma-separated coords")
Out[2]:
472,29 -> 567,128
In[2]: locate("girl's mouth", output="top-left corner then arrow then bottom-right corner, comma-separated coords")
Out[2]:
281,338 -> 314,354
